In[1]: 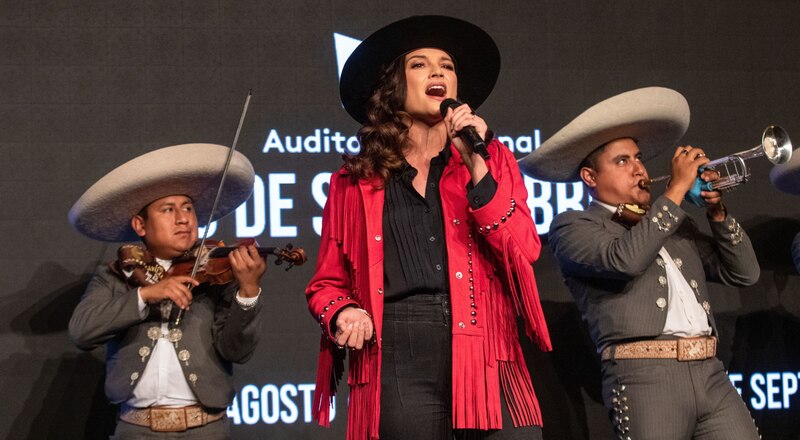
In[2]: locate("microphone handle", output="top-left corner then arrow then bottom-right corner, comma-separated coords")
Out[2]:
458,127 -> 491,160
440,99 -> 491,160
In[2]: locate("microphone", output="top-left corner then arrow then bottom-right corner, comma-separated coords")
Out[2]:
439,98 -> 490,160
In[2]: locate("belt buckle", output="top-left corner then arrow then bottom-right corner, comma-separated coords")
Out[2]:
149,407 -> 188,432
676,337 -> 711,361
185,406 -> 207,428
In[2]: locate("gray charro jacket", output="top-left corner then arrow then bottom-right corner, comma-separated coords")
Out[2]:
69,264 -> 263,409
548,195 -> 759,353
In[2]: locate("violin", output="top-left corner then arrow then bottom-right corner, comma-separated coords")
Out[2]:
167,238 -> 307,286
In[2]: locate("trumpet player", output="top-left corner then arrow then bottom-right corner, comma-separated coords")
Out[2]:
519,87 -> 761,439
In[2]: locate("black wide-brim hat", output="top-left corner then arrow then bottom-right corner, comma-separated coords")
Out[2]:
339,15 -> 500,124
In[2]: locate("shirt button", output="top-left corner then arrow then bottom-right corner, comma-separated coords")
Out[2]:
429,236 -> 436,242
455,272 -> 463,279
435,264 -> 442,271
430,182 -> 437,188
377,288 -> 383,295
374,235 -> 381,241
458,322 -> 466,328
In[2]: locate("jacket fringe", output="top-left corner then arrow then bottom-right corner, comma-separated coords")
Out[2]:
451,334 -> 502,429
499,353 -> 542,426
312,337 -> 344,426
347,347 -> 381,439
313,171 -> 378,436
501,234 -> 552,351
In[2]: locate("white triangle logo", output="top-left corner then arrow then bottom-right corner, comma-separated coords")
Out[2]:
333,33 -> 362,80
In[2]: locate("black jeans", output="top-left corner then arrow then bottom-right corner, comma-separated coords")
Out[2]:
379,294 -> 543,440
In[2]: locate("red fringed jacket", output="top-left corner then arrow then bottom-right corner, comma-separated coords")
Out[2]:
306,139 -> 552,440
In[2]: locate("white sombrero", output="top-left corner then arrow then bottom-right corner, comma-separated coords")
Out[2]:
518,87 -> 691,182
770,147 -> 800,196
68,143 -> 255,242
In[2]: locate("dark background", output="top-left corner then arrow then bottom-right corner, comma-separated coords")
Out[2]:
2,1 -> 800,439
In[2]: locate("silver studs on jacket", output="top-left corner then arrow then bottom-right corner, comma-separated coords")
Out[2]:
317,295 -> 353,330
727,217 -> 744,245
467,231 -> 477,326
651,204 -> 679,232
477,198 -> 516,235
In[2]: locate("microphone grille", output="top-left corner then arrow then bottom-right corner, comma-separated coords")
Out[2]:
439,98 -> 461,117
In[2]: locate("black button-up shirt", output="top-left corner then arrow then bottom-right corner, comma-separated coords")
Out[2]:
382,146 -> 497,301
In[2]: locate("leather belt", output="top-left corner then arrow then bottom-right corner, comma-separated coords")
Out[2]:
601,336 -> 717,362
119,404 -> 224,432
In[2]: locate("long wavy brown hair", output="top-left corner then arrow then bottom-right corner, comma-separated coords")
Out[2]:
344,56 -> 411,184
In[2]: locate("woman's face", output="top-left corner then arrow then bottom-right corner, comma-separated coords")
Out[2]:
402,48 -> 458,125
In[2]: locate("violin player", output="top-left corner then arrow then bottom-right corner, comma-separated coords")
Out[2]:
68,143 -> 267,439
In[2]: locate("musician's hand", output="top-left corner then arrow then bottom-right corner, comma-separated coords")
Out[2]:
665,145 -> 710,205
139,276 -> 197,309
334,307 -> 374,350
229,244 -> 266,298
443,103 -> 489,184
700,169 -> 726,221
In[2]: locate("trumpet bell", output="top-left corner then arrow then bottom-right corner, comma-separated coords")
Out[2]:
639,125 -> 793,206
761,125 -> 792,165
703,125 -> 792,193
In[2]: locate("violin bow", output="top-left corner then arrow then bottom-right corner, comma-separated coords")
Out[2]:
175,90 -> 252,326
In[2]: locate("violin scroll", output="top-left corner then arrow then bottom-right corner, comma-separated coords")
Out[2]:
272,244 -> 307,270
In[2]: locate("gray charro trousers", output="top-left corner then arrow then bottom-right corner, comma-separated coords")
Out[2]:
601,357 -> 760,439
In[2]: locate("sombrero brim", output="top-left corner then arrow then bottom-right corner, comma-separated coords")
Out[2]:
770,147 -> 800,195
339,15 -> 500,124
518,87 -> 691,182
68,143 -> 255,242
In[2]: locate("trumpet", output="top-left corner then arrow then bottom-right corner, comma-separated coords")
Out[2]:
638,125 -> 793,206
